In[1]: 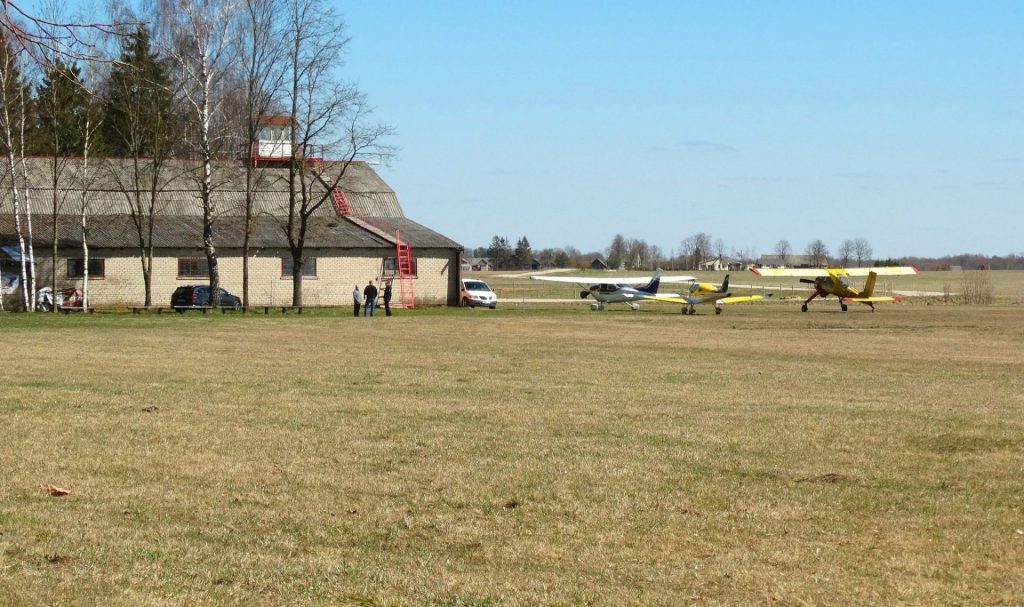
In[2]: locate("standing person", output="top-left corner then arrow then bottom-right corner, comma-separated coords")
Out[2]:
383,280 -> 393,316
363,280 -> 378,317
352,284 -> 362,317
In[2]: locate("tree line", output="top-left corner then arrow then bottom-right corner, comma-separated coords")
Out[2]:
471,232 -> 1024,272
1,0 -> 392,312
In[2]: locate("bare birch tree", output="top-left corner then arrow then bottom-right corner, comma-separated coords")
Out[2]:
234,0 -> 285,308
282,0 -> 393,307
853,237 -> 872,268
679,232 -> 712,270
838,239 -> 855,267
805,239 -> 829,268
34,53 -> 90,310
158,0 -> 236,307
74,38 -> 105,310
16,69 -> 37,311
102,17 -> 177,307
0,39 -> 36,310
773,239 -> 791,266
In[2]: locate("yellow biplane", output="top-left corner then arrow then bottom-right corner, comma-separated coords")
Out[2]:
749,266 -> 918,312
643,274 -> 768,315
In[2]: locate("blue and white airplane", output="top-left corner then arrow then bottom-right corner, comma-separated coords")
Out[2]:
530,268 -> 696,310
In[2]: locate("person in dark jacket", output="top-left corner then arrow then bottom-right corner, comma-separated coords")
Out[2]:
383,281 -> 393,316
363,280 -> 378,316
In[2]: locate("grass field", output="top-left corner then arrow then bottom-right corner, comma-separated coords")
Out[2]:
1,303 -> 1023,605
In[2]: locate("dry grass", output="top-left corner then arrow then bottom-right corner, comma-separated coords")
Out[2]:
1,305 -> 1023,605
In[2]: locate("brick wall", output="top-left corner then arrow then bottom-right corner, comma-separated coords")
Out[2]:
41,247 -> 459,308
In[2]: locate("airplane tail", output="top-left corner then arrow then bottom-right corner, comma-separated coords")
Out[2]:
721,274 -> 730,291
861,271 -> 877,297
639,268 -> 663,294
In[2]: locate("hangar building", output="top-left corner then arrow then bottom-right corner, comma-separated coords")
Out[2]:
0,157 -> 462,308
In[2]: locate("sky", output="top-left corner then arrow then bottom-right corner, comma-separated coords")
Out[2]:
336,1 -> 1023,259
42,0 -> 1023,258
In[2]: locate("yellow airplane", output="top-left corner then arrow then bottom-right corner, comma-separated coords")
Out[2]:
749,266 -> 918,312
643,274 -> 768,315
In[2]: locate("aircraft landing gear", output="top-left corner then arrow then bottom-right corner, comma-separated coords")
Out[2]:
629,303 -> 640,311
840,303 -> 848,312
801,304 -> 808,312
591,302 -> 603,311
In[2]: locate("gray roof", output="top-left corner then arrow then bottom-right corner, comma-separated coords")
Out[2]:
0,214 -> 461,250
0,158 -> 459,250
1,158 -> 402,218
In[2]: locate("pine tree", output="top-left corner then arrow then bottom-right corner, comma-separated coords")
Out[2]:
33,61 -> 87,155
514,236 -> 532,269
103,25 -> 175,157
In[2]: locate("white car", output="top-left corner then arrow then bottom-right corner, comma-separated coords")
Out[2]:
460,278 -> 497,309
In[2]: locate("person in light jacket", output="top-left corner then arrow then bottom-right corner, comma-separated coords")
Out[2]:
352,284 -> 362,317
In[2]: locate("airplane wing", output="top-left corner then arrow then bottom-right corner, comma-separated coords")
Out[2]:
842,296 -> 900,303
640,294 -> 689,304
751,266 -> 918,278
749,268 -> 829,277
641,294 -> 766,305
529,274 -> 696,285
842,266 -> 919,276
718,295 -> 766,304
530,275 -> 646,285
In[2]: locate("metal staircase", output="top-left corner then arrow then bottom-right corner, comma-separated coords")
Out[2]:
328,185 -> 416,309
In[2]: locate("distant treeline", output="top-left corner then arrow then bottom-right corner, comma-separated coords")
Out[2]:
472,232 -> 1024,272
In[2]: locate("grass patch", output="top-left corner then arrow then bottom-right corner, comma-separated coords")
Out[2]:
0,305 -> 1022,605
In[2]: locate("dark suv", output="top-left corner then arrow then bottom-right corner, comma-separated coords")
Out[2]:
171,285 -> 242,310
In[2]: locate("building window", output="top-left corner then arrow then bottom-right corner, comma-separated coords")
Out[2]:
281,257 -> 317,278
177,257 -> 209,278
383,256 -> 417,277
67,258 -> 105,279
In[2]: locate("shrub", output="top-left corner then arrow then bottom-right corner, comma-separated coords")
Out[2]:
959,271 -> 994,305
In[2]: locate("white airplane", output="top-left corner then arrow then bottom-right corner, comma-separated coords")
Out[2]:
530,268 -> 697,310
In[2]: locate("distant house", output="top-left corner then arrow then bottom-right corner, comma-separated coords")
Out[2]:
464,257 -> 492,271
591,257 -> 609,270
756,254 -> 826,269
699,256 -> 745,271
530,258 -> 542,271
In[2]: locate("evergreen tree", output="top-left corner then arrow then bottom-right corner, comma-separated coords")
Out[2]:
32,61 -> 88,156
487,235 -> 513,270
513,236 -> 532,268
103,25 -> 175,157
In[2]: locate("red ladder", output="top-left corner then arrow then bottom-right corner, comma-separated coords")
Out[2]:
328,186 -> 352,215
395,232 -> 415,309
330,186 -> 415,308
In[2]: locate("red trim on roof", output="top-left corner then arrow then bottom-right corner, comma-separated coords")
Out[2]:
258,115 -> 293,126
